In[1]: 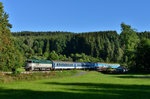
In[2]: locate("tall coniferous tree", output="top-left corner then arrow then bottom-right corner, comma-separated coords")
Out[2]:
0,2 -> 12,70
0,2 -> 23,71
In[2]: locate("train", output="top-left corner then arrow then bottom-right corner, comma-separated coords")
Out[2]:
25,59 -> 127,72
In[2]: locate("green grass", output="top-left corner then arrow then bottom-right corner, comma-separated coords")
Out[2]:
16,68 -> 26,72
0,70 -> 79,83
0,71 -> 150,99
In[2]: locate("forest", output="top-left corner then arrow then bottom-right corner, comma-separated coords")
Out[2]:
0,2 -> 150,72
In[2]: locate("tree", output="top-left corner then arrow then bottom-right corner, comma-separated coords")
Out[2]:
45,39 -> 50,53
48,51 -> 59,60
120,22 -> 139,51
37,48 -> 42,55
0,2 -> 23,71
120,23 -> 140,66
134,39 -> 150,72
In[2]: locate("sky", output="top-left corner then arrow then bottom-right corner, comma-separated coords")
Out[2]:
1,0 -> 150,33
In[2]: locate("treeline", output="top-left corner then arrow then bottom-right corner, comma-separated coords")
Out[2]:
12,24 -> 150,72
13,31 -> 120,62
13,31 -> 72,36
0,2 -> 150,72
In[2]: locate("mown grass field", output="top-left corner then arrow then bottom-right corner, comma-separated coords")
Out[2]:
0,71 -> 150,99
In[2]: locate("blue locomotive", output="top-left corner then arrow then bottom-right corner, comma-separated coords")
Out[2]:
25,59 -> 122,71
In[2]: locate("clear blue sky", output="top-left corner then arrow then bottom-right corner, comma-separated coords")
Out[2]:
1,0 -> 150,33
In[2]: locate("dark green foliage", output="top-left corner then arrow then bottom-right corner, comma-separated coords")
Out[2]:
49,51 -> 59,60
133,39 -> 150,72
13,31 -> 72,36
120,22 -> 140,69
0,2 -> 23,71
137,31 -> 150,39
12,31 -> 120,63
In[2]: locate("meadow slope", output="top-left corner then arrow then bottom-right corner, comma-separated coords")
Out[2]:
0,71 -> 150,99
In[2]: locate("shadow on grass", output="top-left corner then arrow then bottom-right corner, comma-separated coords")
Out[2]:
1,82 -> 150,99
116,75 -> 150,79
99,70 -> 150,75
99,71 -> 150,79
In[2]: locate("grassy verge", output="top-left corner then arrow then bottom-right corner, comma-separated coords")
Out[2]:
0,70 -> 79,83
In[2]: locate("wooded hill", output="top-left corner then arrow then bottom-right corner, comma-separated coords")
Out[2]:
12,29 -> 150,71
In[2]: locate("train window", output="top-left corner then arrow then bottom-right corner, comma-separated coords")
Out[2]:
77,64 -> 81,66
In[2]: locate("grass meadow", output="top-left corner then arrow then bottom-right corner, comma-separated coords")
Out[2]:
0,71 -> 150,99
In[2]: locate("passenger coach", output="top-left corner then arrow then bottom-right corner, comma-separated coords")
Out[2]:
25,59 -> 121,71
52,61 -> 92,70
